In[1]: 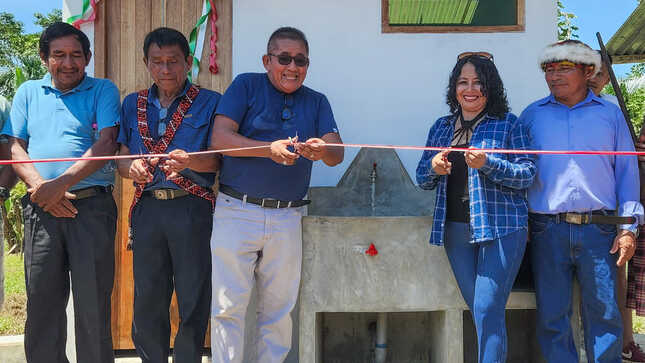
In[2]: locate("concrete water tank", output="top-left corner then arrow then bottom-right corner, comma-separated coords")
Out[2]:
297,148 -> 577,363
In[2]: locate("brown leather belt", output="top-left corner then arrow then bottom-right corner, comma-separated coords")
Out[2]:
70,185 -> 113,200
143,188 -> 189,200
550,211 -> 635,225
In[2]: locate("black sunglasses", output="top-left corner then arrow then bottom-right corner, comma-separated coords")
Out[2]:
268,53 -> 309,67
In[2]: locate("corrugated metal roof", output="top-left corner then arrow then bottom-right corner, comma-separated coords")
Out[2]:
607,3 -> 645,64
388,0 -> 479,24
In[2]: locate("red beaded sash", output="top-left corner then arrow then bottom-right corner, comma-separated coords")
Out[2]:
127,85 -> 215,250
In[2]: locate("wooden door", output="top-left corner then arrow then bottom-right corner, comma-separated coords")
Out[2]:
93,0 -> 232,350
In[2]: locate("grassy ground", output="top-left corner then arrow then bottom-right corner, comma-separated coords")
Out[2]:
0,246 -> 25,335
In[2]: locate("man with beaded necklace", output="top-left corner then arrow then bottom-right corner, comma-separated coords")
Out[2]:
116,27 -> 220,363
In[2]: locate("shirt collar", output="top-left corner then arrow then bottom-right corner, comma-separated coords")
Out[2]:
538,89 -> 603,108
41,72 -> 93,94
148,81 -> 191,109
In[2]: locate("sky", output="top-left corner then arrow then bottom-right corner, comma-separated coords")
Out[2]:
0,0 -> 641,77
563,0 -> 640,77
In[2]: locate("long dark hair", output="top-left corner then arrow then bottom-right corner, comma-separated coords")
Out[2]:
446,56 -> 509,119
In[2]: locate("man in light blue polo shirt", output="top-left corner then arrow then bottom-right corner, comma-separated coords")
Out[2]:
1,22 -> 119,363
209,27 -> 344,363
521,40 -> 643,363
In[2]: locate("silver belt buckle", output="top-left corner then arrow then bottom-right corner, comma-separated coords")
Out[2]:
564,213 -> 589,224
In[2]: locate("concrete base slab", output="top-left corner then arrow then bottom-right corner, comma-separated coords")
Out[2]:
0,335 -> 25,363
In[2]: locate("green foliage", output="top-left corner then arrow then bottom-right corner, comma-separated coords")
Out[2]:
34,9 -> 62,30
557,0 -> 579,40
3,182 -> 26,253
0,9 -> 60,100
604,66 -> 645,134
632,63 -> 645,77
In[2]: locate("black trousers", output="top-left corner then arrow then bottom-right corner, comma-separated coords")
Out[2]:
22,191 -> 117,363
131,194 -> 212,363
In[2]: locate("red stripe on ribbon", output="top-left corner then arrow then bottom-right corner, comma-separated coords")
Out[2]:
2,143 -> 645,166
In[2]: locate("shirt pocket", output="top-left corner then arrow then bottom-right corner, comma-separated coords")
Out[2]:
250,109 -> 280,132
175,115 -> 210,151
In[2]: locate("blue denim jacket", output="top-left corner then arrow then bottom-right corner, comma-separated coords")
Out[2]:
416,112 -> 536,245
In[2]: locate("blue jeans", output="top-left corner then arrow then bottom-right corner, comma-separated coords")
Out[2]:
444,222 -> 527,363
529,213 -> 622,363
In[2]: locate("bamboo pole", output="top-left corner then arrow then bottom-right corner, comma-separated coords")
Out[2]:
596,32 -> 637,144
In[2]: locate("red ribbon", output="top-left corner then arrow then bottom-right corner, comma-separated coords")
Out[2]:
2,143 -> 645,165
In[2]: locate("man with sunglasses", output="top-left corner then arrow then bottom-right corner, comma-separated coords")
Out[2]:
209,26 -> 343,362
519,40 -> 643,362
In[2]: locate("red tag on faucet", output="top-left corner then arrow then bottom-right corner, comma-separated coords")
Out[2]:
365,243 -> 378,256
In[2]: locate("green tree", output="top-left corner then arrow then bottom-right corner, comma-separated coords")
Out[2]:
0,9 -> 60,253
557,0 -> 579,40
34,9 -> 62,30
0,9 -> 61,101
605,66 -> 645,133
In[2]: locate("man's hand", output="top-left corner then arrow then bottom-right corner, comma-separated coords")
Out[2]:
162,150 -> 191,179
27,178 -> 78,218
610,229 -> 636,266
431,150 -> 452,175
28,178 -> 75,211
295,138 -> 326,161
47,198 -> 78,218
270,139 -> 299,166
464,147 -> 487,169
128,158 -> 158,184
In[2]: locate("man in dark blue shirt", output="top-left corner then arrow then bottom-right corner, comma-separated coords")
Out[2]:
116,27 -> 220,363
209,27 -> 343,362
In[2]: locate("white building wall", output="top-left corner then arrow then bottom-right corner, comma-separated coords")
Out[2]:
233,0 -> 557,187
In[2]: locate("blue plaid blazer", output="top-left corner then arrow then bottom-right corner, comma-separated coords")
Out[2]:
416,112 -> 536,245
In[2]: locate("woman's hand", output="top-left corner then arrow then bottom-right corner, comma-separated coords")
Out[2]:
465,147 -> 487,169
431,150 -> 452,175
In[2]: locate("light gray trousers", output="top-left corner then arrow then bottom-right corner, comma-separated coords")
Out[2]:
210,193 -> 304,363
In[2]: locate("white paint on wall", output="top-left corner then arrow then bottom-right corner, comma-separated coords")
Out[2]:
233,0 -> 557,187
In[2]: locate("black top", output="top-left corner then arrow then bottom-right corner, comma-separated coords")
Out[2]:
446,143 -> 470,222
